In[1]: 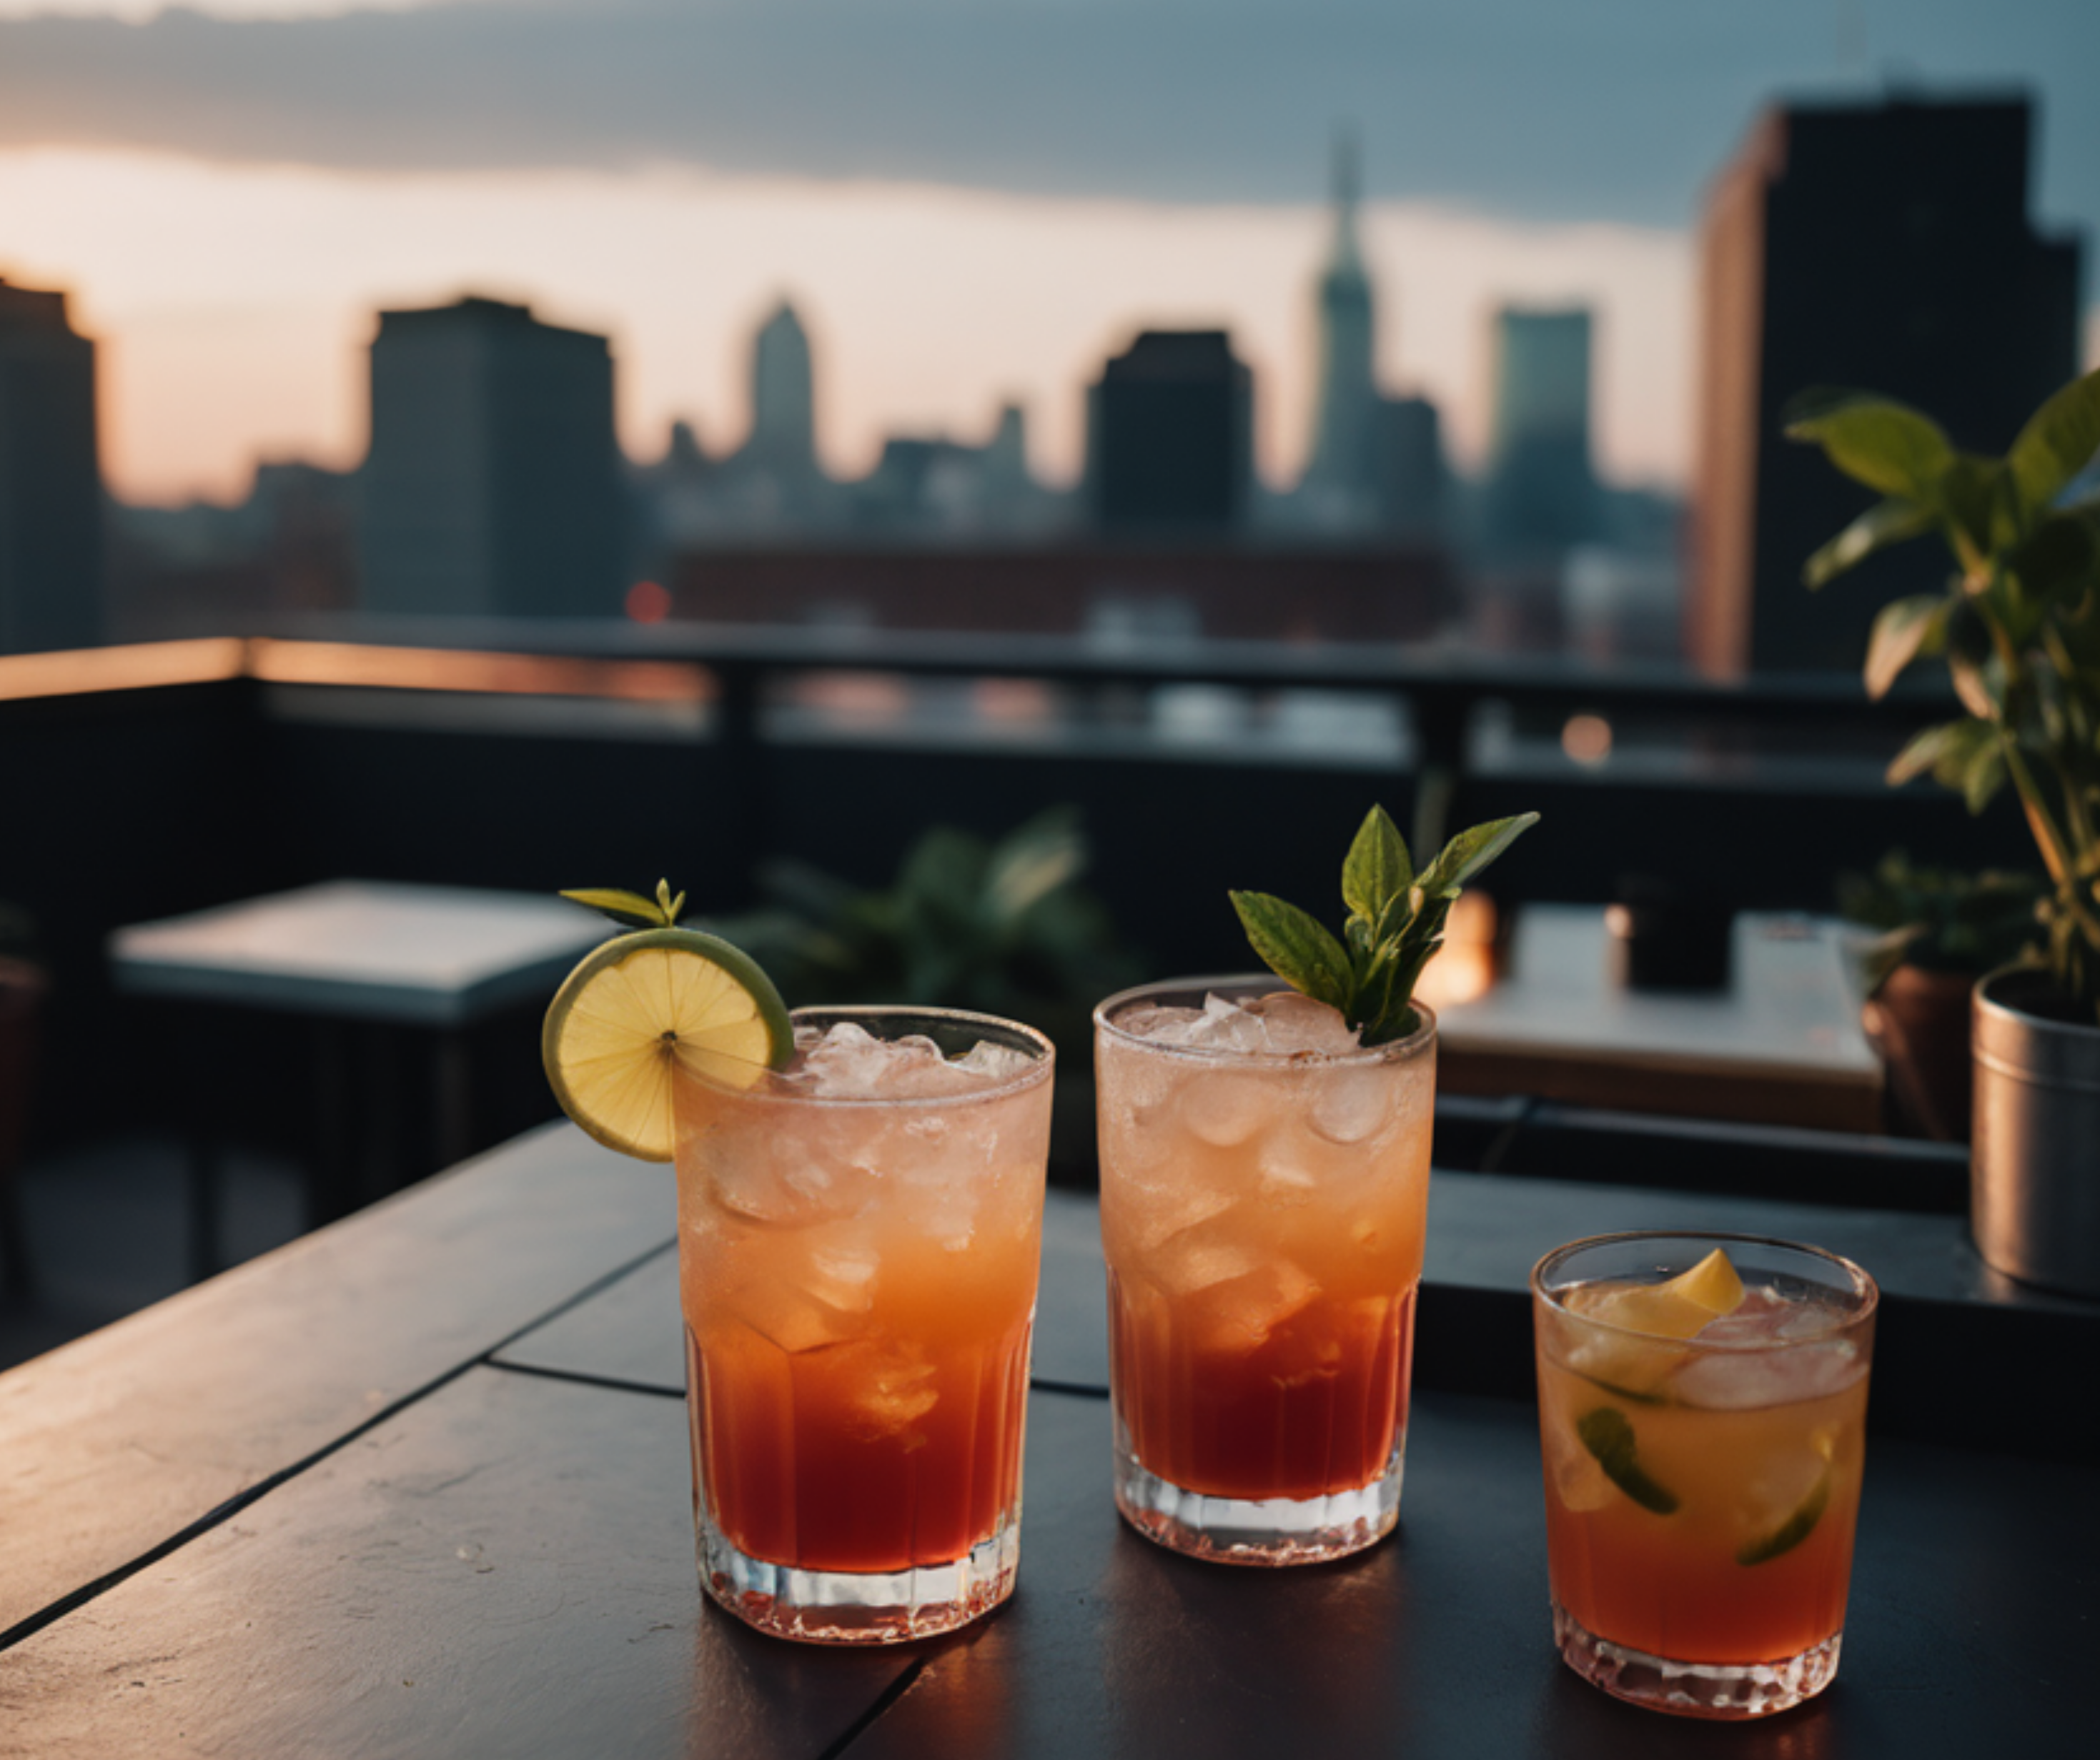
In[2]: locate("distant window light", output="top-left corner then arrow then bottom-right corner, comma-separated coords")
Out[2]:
1562,712 -> 1613,766
627,580 -> 672,624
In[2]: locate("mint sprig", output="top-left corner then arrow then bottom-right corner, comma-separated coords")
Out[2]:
1229,805 -> 1538,1043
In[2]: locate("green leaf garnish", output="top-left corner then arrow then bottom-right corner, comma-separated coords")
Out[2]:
1576,1406 -> 1679,1516
1735,1468 -> 1831,1566
1231,804 -> 1538,1043
560,879 -> 688,930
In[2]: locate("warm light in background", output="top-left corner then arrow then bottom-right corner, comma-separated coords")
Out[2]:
625,580 -> 673,625
1561,712 -> 1613,766
1414,889 -> 1502,1011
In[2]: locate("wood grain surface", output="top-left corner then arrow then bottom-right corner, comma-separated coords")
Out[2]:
0,1366 -> 908,1760
0,1123 -> 674,1636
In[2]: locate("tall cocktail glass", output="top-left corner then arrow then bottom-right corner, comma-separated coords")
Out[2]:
1094,977 -> 1436,1564
673,1005 -> 1054,1644
1532,1232 -> 1877,1719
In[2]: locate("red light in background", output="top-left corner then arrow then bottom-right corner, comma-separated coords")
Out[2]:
626,580 -> 672,624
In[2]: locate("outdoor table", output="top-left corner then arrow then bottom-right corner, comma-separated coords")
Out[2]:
1437,906 -> 1884,1133
107,880 -> 607,1271
1,1122 -> 2091,1757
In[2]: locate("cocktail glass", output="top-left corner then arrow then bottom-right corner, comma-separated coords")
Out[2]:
1531,1231 -> 1878,1719
673,1005 -> 1054,1644
1094,976 -> 1436,1564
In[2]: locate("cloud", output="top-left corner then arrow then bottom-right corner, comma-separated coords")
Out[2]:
2,1 -> 2093,229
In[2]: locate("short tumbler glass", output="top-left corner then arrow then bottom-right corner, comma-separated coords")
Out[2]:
673,1006 -> 1054,1644
1095,977 -> 1437,1565
1532,1232 -> 1878,1719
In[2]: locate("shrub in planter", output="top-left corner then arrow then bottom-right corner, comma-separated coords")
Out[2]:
1791,367 -> 2100,1290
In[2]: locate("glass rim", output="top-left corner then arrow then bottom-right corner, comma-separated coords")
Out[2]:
1092,973 -> 1435,1066
1530,1229 -> 1879,1348
688,1003 -> 1055,1110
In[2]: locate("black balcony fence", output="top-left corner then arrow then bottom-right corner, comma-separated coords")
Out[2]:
0,621 -> 2030,1179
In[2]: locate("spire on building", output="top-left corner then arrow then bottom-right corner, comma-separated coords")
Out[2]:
1302,127 -> 1379,514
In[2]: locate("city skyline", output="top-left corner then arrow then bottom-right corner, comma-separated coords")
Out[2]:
1,2 -> 2093,507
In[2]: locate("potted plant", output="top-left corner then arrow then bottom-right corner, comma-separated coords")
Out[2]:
1790,366 -> 2100,1293
1837,851 -> 2042,1140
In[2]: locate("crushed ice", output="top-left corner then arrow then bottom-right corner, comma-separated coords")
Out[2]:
781,1020 -> 1036,1100
1116,990 -> 1362,1056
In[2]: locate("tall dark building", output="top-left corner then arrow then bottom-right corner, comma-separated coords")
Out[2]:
0,277 -> 101,654
1087,330 -> 1253,534
1478,307 -> 1599,558
1690,94 -> 2082,676
361,296 -> 624,619
1372,395 -> 1445,542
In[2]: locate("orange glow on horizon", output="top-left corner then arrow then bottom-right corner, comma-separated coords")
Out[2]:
0,148 -> 1698,508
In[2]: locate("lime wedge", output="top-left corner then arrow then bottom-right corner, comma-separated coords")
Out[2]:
1737,1470 -> 1831,1566
1576,1406 -> 1680,1516
543,925 -> 793,1162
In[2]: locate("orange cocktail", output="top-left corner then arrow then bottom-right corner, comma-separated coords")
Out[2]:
1095,978 -> 1435,1563
674,1007 -> 1052,1644
1532,1233 -> 1877,1719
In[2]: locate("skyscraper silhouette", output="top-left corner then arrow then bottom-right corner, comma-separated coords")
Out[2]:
743,300 -> 821,486
360,295 -> 624,619
1478,307 -> 1599,557
1087,331 -> 1253,534
1302,130 -> 1377,522
0,278 -> 101,654
1690,93 -> 2081,675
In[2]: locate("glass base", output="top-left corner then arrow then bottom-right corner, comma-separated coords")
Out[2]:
698,1511 -> 1020,1645
1112,1439 -> 1404,1566
1552,1598 -> 1843,1720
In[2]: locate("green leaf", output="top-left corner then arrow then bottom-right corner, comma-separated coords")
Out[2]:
1886,717 -> 2005,813
1783,389 -> 1954,502
1887,718 -> 1985,787
1863,595 -> 1953,700
2010,514 -> 2100,604
560,886 -> 673,928
1229,890 -> 1353,1010
1940,456 -> 2004,567
984,808 -> 1088,927
1422,812 -> 1541,897
1802,496 -> 1938,589
1341,804 -> 1412,921
1948,648 -> 2004,721
2007,367 -> 2100,522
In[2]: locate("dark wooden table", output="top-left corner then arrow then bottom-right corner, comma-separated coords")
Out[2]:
1,1123 -> 2092,1757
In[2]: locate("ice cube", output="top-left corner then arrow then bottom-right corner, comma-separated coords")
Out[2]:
1113,1003 -> 1212,1046
1119,1178 -> 1242,1253
1152,1230 -> 1265,1296
788,1023 -> 1036,1100
1308,1064 -> 1395,1144
1256,1138 -> 1321,1200
1242,990 -> 1362,1055
805,1242 -> 881,1312
1190,1259 -> 1322,1353
837,1341 -> 941,1443
1671,1340 -> 1863,1411
1177,1069 -> 1272,1146
954,1040 -> 1032,1083
730,1277 -> 869,1356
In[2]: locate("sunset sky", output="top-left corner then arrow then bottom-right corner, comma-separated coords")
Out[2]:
1,1 -> 2093,507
